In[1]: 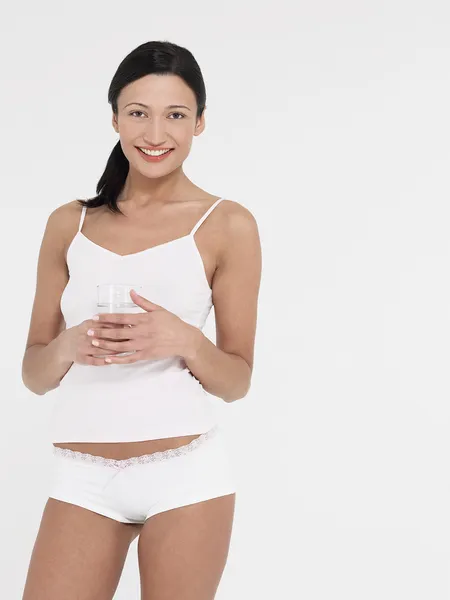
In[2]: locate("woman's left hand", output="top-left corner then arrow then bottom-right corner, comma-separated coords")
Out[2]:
87,289 -> 201,364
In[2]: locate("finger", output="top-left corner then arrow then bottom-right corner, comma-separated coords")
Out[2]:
85,339 -> 125,356
128,291 -> 162,312
83,355 -> 114,366
86,319 -> 115,330
104,350 -> 143,365
88,328 -> 132,341
96,321 -> 131,330
88,347 -> 125,356
93,313 -> 138,327
89,339 -> 135,352
88,324 -> 126,335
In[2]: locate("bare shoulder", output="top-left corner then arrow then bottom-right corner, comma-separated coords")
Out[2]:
47,199 -> 83,233
218,198 -> 258,226
216,199 -> 261,260
44,200 -> 84,254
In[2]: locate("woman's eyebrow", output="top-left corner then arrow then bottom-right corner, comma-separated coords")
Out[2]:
124,102 -> 191,111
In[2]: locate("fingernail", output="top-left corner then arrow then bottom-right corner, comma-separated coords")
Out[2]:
92,315 -> 99,321
87,329 -> 95,336
105,358 -> 112,363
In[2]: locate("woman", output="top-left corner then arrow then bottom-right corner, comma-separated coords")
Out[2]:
20,40 -> 261,599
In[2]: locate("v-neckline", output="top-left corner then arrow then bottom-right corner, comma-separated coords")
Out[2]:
77,230 -> 192,259
70,230 -> 213,293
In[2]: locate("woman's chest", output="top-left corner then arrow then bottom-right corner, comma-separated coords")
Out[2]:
61,235 -> 213,328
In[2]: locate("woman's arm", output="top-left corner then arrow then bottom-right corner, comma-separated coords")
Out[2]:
184,203 -> 262,402
22,203 -> 77,395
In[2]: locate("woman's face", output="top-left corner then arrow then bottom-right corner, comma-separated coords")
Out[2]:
112,74 -> 205,177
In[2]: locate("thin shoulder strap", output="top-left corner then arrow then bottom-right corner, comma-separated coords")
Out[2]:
190,197 -> 225,236
78,206 -> 87,232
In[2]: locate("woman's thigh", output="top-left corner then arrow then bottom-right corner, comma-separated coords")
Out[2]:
138,492 -> 236,600
21,497 -> 142,600
136,425 -> 237,598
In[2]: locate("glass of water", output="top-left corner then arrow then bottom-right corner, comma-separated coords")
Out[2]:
96,283 -> 143,357
97,283 -> 143,314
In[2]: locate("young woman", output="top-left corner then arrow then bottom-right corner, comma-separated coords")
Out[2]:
21,40 -> 261,599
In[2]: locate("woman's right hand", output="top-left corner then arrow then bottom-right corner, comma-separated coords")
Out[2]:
58,319 -> 126,366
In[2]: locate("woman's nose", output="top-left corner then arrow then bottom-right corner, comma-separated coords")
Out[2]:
143,118 -> 167,145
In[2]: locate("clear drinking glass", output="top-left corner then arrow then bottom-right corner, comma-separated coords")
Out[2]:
97,283 -> 143,314
96,283 -> 143,357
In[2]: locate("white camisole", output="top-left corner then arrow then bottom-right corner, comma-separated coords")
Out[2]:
49,197 -> 226,442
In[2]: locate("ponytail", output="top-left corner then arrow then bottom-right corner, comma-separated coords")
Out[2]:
78,140 -> 129,214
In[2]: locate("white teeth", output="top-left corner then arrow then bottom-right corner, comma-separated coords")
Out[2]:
139,148 -> 172,156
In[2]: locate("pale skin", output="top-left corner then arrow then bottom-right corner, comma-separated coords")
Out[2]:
21,73 -> 261,599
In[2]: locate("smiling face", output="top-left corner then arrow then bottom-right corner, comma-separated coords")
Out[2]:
112,73 -> 205,177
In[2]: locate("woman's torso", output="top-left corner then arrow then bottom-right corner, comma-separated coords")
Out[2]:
53,190 -> 225,459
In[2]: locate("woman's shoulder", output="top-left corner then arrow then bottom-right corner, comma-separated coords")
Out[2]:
219,198 -> 259,237
205,197 -> 260,268
48,199 -> 83,227
199,194 -> 256,226
43,200 -> 86,253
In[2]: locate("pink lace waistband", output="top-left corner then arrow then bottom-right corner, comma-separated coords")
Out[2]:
52,425 -> 219,469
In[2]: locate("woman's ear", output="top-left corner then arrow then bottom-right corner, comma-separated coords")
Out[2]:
112,113 -> 119,134
194,111 -> 206,136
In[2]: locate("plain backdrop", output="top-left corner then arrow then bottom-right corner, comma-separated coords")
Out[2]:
2,0 -> 450,598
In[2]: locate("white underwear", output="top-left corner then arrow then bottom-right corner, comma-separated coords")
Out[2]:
48,425 -> 236,524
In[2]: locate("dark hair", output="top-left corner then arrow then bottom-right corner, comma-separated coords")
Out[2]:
77,41 -> 206,215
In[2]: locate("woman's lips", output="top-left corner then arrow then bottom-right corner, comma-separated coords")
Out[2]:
136,147 -> 174,162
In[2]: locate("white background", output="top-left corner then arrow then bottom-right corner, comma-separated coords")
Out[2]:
2,1 -> 450,598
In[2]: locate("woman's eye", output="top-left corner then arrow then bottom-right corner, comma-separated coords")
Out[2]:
169,112 -> 185,119
130,111 -> 144,117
